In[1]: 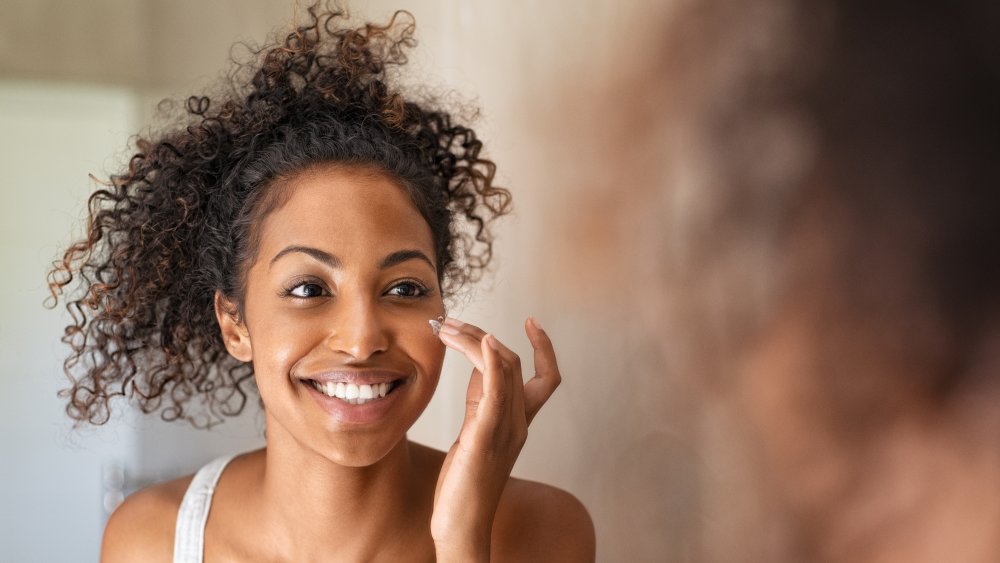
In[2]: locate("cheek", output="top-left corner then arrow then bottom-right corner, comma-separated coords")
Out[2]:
415,334 -> 446,385
397,309 -> 447,377
386,303 -> 447,398
249,311 -> 328,382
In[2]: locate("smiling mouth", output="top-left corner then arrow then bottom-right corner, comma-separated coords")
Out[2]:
305,379 -> 403,405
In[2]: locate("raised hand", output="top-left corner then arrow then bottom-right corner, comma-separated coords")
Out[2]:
430,316 -> 562,562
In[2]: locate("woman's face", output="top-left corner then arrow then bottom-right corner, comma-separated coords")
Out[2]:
236,164 -> 446,466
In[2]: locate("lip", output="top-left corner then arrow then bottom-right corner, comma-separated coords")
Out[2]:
297,370 -> 412,425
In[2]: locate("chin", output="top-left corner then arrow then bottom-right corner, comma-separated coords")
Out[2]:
260,369 -> 437,467
313,428 -> 412,468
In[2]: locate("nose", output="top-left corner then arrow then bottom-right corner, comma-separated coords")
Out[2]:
325,294 -> 390,361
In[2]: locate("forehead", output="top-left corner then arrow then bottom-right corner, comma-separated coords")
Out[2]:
257,164 -> 436,264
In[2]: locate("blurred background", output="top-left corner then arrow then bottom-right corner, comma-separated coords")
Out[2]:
0,1 -> 696,561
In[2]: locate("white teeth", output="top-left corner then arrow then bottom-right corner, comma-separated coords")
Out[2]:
310,380 -> 397,404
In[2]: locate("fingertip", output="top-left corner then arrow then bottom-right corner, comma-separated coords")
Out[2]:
526,317 -> 551,347
486,333 -> 500,351
436,327 -> 453,344
479,335 -> 500,372
481,335 -> 502,366
436,329 -> 463,352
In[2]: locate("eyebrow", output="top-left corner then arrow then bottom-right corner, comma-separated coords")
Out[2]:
379,249 -> 436,270
268,245 -> 435,271
269,246 -> 341,269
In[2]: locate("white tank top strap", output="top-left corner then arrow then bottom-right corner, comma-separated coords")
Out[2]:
172,455 -> 236,563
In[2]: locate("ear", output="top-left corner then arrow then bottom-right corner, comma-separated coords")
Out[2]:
214,290 -> 252,362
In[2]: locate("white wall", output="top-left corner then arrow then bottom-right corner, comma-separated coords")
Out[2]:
0,82 -> 138,561
0,79 -> 273,561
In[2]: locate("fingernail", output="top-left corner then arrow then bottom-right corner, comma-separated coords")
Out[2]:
486,334 -> 500,351
443,316 -> 464,327
528,316 -> 543,331
441,324 -> 461,336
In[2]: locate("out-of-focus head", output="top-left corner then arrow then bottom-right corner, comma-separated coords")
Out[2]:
660,0 -> 1000,560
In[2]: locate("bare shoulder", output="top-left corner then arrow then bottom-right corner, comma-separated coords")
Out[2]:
100,474 -> 193,563
492,477 -> 596,562
406,441 -> 595,561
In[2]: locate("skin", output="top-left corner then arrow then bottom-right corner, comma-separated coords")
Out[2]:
737,251 -> 1000,563
100,164 -> 595,562
743,312 -> 1000,562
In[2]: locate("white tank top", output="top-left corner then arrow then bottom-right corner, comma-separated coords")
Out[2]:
173,455 -> 235,563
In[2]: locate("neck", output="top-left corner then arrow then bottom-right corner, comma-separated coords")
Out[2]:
254,416 -> 434,559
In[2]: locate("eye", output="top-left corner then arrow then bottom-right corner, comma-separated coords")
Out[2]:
285,282 -> 328,298
386,280 -> 428,298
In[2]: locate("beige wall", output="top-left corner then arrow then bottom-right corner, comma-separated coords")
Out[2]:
0,2 -> 728,561
0,0 -> 149,85
0,0 -> 288,88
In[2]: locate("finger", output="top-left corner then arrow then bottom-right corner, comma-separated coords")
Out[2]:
464,368 -> 484,406
439,322 -> 521,434
509,351 -> 527,429
439,318 -> 522,380
438,327 -> 487,373
484,332 -> 525,425
488,333 -> 521,426
443,317 -> 487,340
523,316 -> 562,424
478,334 -> 507,424
459,367 -> 484,442
479,333 -> 527,451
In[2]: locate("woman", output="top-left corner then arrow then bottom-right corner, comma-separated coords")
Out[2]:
48,6 -> 594,562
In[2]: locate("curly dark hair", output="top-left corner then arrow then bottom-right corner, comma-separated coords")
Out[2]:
46,4 -> 511,428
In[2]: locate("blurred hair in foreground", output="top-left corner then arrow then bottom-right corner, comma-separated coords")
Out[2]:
659,0 -> 1000,561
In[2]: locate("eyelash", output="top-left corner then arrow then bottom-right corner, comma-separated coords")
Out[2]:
278,278 -> 432,300
280,280 -> 328,299
385,279 -> 431,299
